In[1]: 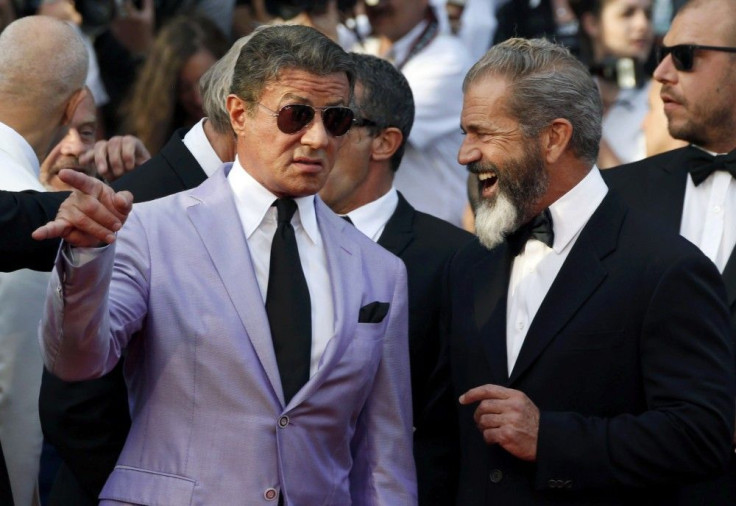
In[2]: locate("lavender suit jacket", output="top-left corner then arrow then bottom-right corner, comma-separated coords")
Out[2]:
40,166 -> 417,505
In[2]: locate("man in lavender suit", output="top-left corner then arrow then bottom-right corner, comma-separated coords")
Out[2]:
37,25 -> 416,505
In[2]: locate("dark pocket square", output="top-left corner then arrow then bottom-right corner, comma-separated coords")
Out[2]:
358,301 -> 390,323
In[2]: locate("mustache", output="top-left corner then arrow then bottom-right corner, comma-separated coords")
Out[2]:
467,161 -> 498,175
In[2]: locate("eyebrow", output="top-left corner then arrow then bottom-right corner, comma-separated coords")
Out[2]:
279,92 -> 346,107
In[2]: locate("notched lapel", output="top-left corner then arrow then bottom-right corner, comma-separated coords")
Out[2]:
185,172 -> 285,404
473,245 -> 512,383
377,193 -> 415,257
508,194 -> 622,385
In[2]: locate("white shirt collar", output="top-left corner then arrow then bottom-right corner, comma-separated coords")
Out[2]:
0,121 -> 39,178
548,166 -> 608,253
343,187 -> 399,242
226,156 -> 320,245
182,118 -> 224,177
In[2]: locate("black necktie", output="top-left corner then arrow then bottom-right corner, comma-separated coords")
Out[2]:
265,198 -> 311,404
507,209 -> 554,257
341,215 -> 353,225
687,147 -> 736,185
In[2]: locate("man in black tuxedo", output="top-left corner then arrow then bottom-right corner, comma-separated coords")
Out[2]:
445,37 -> 735,505
319,53 -> 472,505
37,36 -> 243,505
603,0 -> 736,502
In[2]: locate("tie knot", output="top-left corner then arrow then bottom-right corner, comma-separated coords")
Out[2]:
274,198 -> 298,225
507,208 -> 554,256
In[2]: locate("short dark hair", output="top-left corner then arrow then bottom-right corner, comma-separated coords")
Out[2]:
230,25 -> 355,114
349,53 -> 414,171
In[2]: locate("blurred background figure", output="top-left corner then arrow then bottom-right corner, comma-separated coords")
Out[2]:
493,0 -> 580,55
264,0 -> 359,48
39,90 -> 98,191
641,79 -> 686,157
570,0 -> 655,167
118,13 -> 229,155
355,0 -> 473,227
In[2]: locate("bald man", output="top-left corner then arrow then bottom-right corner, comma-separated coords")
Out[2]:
0,15 -> 88,506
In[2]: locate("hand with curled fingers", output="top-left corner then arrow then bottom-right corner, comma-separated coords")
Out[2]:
80,135 -> 151,182
32,169 -> 133,248
459,384 -> 540,462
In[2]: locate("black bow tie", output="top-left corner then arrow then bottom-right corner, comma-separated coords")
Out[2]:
687,147 -> 736,185
507,209 -> 554,256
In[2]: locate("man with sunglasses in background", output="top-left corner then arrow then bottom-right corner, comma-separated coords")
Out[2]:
36,25 -> 416,505
605,0 -> 736,503
319,52 -> 473,505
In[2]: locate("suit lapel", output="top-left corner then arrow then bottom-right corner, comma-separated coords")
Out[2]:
508,194 -> 622,385
722,249 -> 736,315
646,147 -> 694,233
473,245 -> 512,384
162,128 -> 209,189
289,198 -> 363,405
377,192 -> 415,256
185,168 -> 285,403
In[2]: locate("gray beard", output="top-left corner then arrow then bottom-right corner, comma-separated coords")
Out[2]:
474,190 -> 520,250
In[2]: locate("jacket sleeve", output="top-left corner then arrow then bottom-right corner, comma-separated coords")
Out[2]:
39,210 -> 151,381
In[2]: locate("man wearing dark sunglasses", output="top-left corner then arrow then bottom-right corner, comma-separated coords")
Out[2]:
37,25 -> 416,505
319,52 -> 473,506
604,1 -> 736,503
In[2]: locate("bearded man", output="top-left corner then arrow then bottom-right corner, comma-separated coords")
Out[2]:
441,37 -> 736,505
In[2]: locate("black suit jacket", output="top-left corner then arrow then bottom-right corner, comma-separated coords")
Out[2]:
377,193 -> 473,505
445,191 -> 735,505
0,190 -> 67,273
603,146 -> 736,326
40,129 -> 208,505
603,147 -> 736,504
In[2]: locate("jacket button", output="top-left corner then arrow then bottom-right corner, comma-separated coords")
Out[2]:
489,469 -> 503,483
278,416 -> 289,428
264,488 -> 278,501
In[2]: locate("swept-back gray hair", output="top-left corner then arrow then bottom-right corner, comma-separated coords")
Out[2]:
464,37 -> 602,164
349,53 -> 414,171
200,35 -> 252,135
230,24 -> 354,113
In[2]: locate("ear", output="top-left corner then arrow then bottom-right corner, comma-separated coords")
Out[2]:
227,94 -> 249,136
61,87 -> 88,126
541,118 -> 573,164
370,127 -> 403,163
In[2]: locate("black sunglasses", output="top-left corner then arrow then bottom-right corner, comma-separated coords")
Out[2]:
656,44 -> 736,71
258,103 -> 354,137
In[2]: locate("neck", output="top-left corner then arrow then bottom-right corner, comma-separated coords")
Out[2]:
325,164 -> 393,215
203,119 -> 237,162
0,107 -> 62,163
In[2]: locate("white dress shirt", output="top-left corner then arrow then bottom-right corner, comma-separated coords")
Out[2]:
343,187 -> 399,242
680,149 -> 736,273
506,167 -> 608,373
182,118 -> 224,177
0,120 -> 47,506
227,158 -> 335,377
